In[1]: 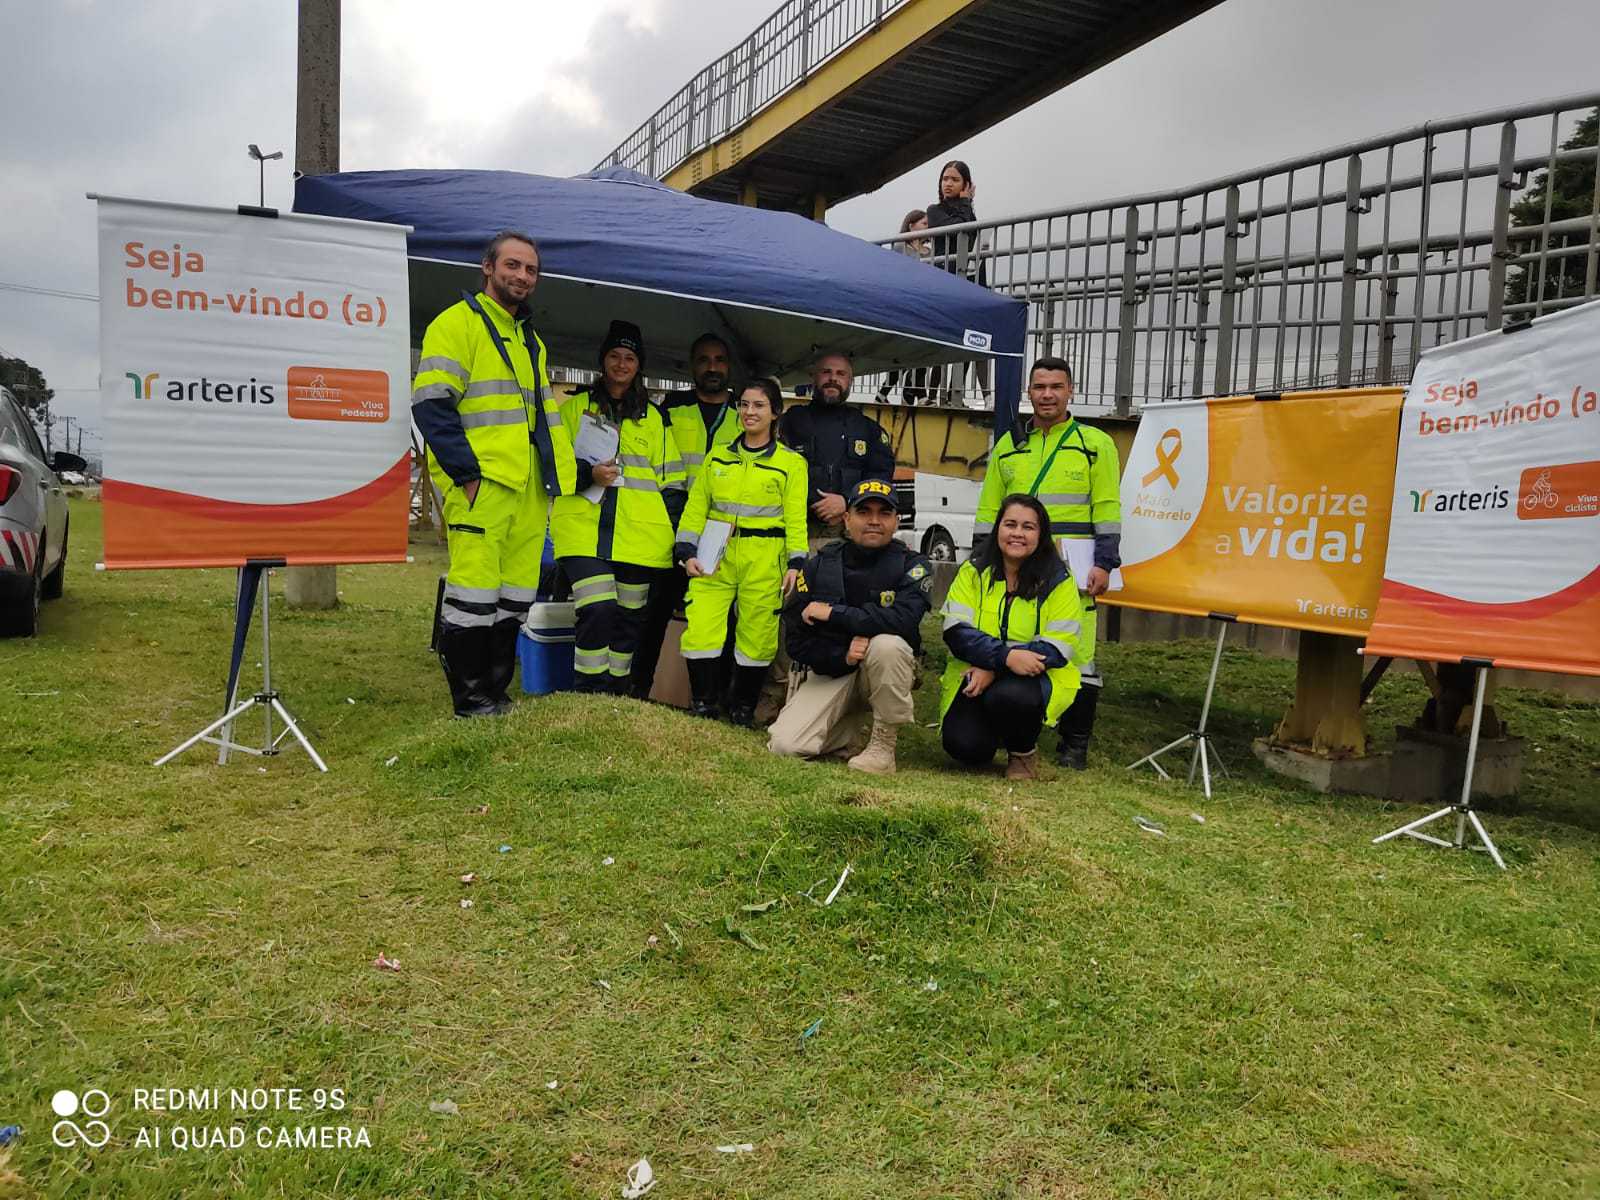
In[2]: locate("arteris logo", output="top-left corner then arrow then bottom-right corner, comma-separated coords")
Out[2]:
1408,484 -> 1510,514
125,369 -> 275,405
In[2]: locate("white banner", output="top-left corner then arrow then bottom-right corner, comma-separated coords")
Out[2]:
1365,300 -> 1600,675
95,196 -> 412,568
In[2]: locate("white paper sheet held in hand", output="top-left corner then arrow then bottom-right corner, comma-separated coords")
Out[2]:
1059,537 -> 1122,592
575,411 -> 621,504
695,519 -> 733,575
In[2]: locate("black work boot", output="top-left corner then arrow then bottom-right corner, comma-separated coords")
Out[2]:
438,625 -> 502,718
486,618 -> 522,714
724,665 -> 766,728
1056,685 -> 1100,770
686,658 -> 721,719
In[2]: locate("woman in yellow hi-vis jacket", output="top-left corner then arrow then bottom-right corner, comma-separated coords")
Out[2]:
552,321 -> 685,693
674,378 -> 809,725
940,493 -> 1083,779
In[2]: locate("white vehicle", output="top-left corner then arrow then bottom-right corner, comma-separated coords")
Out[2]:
894,471 -> 981,564
0,385 -> 83,636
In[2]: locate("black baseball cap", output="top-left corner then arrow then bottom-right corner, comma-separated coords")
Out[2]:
847,478 -> 900,512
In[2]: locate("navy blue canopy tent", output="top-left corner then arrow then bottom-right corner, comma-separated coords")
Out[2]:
293,166 -> 1026,435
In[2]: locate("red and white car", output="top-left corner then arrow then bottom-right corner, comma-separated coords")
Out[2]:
0,384 -> 83,636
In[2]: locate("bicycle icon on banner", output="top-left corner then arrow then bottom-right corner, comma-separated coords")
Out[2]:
51,1089 -> 111,1148
1523,470 -> 1559,511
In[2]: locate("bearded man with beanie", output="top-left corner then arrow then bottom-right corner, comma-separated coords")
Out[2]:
551,320 -> 684,693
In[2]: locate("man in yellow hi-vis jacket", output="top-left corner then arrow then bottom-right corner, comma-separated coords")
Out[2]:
412,231 -> 576,718
973,356 -> 1120,769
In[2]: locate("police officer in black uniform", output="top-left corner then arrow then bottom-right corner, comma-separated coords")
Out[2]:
778,351 -> 896,544
767,479 -> 932,775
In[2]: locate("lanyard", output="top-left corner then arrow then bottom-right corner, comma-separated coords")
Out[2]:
1026,418 -> 1078,497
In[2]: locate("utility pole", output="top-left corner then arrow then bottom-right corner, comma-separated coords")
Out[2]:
286,0 -> 342,611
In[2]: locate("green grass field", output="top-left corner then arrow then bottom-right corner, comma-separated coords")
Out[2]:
3,498 -> 1598,1198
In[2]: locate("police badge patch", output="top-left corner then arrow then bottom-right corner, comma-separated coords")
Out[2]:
879,590 -> 895,606
853,439 -> 867,455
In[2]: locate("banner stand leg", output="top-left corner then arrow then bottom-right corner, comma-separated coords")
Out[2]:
1127,615 -> 1233,803
1372,664 -> 1503,869
155,563 -> 329,772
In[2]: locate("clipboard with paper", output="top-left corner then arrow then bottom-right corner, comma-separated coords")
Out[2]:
695,519 -> 733,575
1058,537 -> 1122,593
574,411 -> 620,503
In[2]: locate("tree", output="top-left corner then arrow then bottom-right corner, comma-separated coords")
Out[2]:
1505,108 -> 1598,312
0,355 -> 54,423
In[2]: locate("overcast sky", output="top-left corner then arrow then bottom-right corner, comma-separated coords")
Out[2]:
2,0 -> 1596,453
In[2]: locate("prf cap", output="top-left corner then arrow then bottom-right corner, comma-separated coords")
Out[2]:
847,478 -> 900,512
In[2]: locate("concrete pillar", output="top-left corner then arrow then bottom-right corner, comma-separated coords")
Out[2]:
740,180 -> 758,207
811,192 -> 828,223
287,0 -> 341,611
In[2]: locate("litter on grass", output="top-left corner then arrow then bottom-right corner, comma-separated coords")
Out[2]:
346,698 -> 356,705
602,856 -> 615,866
595,979 -> 612,991
459,899 -> 473,910
922,979 -> 939,992
1190,812 -> 1206,824
469,804 -> 490,815
497,845 -> 512,854
823,863 -> 852,905
800,1018 -> 823,1043
621,1156 -> 656,1199
372,953 -> 401,973
1134,816 -> 1167,836
716,1143 -> 755,1154
459,872 -> 477,885
0,1126 -> 18,1147
646,934 -> 659,947
384,755 -> 399,767
545,1081 -> 558,1090
428,1100 -> 459,1117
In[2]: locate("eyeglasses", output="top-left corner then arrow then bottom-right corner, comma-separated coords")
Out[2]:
735,400 -> 771,411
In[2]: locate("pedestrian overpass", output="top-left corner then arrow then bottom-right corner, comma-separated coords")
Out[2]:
594,0 -> 1224,215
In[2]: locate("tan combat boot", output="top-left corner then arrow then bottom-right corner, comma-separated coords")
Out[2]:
847,720 -> 899,775
1005,749 -> 1040,780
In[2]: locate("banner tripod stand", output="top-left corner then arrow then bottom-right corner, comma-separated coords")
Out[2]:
154,562 -> 328,772
1127,613 -> 1233,802
1372,661 -> 1504,869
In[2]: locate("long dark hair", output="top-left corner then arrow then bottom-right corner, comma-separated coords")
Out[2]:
593,368 -> 649,423
971,493 -> 1062,601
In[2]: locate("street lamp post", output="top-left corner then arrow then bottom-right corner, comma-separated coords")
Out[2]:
247,143 -> 285,207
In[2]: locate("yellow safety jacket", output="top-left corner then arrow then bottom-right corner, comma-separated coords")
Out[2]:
551,388 -> 685,567
660,391 -> 741,492
974,417 -> 1122,573
675,436 -> 810,569
939,560 -> 1084,725
411,291 -> 576,496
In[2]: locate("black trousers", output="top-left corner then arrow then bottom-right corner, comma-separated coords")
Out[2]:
560,556 -> 662,693
942,673 -> 1047,766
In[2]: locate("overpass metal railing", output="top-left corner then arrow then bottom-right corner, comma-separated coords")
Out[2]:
873,92 -> 1600,416
596,0 -> 912,179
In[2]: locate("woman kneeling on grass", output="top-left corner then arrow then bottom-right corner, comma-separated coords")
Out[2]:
938,493 -> 1084,779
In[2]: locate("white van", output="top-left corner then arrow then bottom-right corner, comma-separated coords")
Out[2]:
894,472 -> 981,564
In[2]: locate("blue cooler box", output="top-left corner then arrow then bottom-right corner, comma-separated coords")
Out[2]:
518,601 -> 576,695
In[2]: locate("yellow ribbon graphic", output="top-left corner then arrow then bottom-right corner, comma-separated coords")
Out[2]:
1141,428 -> 1183,488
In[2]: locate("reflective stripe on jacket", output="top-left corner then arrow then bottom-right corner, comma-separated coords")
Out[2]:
938,560 -> 1083,726
551,389 -> 684,567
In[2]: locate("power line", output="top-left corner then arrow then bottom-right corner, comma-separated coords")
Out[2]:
0,281 -> 99,302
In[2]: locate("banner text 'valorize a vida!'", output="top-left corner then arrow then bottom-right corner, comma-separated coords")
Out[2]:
1106,389 -> 1404,635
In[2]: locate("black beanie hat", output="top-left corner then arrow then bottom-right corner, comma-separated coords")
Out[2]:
599,320 -> 645,367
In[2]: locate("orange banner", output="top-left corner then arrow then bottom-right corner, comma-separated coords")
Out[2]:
1364,302 -> 1600,675
1104,389 -> 1404,635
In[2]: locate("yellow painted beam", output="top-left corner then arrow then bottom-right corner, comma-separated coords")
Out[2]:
662,0 -> 976,196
